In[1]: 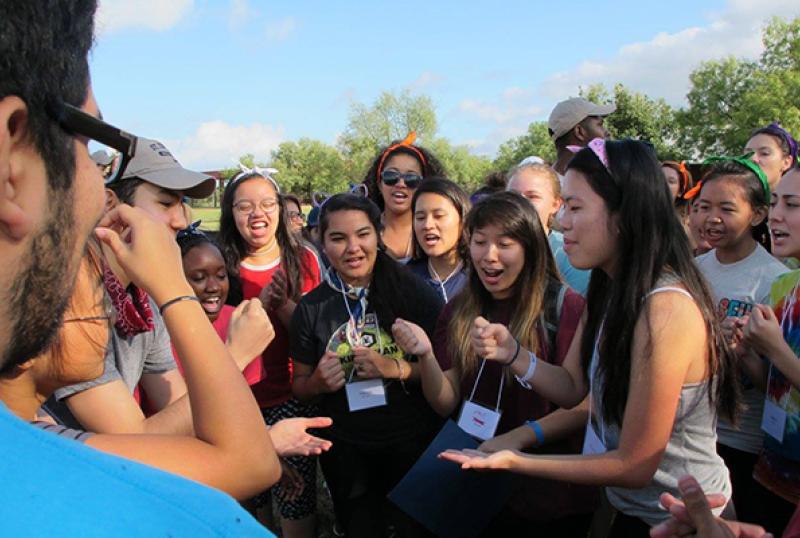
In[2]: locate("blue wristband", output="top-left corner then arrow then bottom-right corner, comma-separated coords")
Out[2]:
526,420 -> 544,447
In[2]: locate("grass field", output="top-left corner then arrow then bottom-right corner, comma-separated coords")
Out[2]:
190,205 -> 313,232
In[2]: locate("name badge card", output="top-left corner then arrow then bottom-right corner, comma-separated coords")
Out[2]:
346,379 -> 387,412
457,400 -> 501,441
582,421 -> 607,455
761,398 -> 787,442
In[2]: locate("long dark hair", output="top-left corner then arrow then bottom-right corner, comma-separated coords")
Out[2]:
217,173 -> 309,301
569,139 -> 739,426
319,193 -> 430,333
410,177 -> 471,263
362,142 -> 446,211
448,191 -> 560,379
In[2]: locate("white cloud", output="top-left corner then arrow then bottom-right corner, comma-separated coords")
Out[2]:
95,0 -> 194,35
457,97 -> 542,125
538,0 -> 799,105
166,121 -> 286,171
265,17 -> 297,42
228,0 -> 256,30
409,71 -> 444,91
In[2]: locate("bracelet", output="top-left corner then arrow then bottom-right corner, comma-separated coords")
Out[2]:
526,419 -> 545,447
392,357 -> 409,394
502,339 -> 521,367
159,295 -> 199,316
514,351 -> 538,389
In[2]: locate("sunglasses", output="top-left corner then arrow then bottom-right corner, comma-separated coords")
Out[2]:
380,170 -> 423,189
47,101 -> 137,184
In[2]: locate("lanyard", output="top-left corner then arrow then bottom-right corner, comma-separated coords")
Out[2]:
427,259 -> 462,304
467,358 -> 504,413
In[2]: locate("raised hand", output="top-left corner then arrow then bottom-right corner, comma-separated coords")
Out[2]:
392,318 -> 433,358
95,204 -> 190,304
471,316 -> 516,363
311,350 -> 346,394
268,417 -> 333,457
743,304 -> 783,357
260,268 -> 289,312
226,299 -> 274,370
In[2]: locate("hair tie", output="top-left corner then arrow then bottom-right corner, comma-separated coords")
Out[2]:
375,131 -> 428,178
567,138 -> 609,171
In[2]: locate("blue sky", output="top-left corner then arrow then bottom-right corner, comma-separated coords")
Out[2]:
90,0 -> 798,170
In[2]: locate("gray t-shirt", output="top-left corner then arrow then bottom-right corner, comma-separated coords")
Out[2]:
44,297 -> 176,429
695,245 -> 788,454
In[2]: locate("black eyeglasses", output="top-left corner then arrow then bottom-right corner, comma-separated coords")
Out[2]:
47,102 -> 137,184
380,170 -> 423,189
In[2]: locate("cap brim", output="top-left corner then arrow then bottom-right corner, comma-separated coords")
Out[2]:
587,103 -> 616,117
134,168 -> 216,198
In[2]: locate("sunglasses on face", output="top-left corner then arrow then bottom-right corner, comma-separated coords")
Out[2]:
380,169 -> 423,189
47,102 -> 137,185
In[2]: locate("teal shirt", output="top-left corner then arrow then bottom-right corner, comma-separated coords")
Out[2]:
548,231 -> 590,296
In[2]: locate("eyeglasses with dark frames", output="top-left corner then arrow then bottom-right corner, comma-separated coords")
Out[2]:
47,101 -> 137,184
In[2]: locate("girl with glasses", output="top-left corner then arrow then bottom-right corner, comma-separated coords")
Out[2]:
218,169 -> 322,538
362,133 -> 446,263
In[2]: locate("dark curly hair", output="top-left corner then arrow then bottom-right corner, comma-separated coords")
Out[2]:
362,141 -> 446,211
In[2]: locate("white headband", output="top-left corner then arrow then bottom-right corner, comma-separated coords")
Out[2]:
231,162 -> 281,193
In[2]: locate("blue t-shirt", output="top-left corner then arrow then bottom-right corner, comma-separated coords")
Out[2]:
407,259 -> 468,304
0,404 -> 271,537
549,231 -> 590,296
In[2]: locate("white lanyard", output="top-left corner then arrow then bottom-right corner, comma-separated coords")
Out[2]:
427,259 -> 463,305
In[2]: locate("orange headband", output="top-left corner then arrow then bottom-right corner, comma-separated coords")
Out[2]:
663,160 -> 691,194
376,131 -> 428,178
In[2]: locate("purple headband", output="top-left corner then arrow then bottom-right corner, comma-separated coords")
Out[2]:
761,122 -> 798,167
567,138 -> 610,170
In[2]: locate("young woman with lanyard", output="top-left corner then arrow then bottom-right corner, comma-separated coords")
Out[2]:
407,178 -> 470,304
363,133 -> 446,263
392,191 -> 595,535
291,193 -> 443,538
438,139 -> 740,536
217,164 -> 322,538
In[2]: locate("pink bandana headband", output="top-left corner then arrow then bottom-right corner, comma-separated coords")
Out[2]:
567,138 -> 610,170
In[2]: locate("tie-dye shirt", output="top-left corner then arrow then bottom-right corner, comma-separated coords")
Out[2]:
756,269 -> 800,503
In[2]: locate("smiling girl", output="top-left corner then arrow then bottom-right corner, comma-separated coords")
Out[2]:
408,178 -> 470,303
689,157 -> 787,528
218,169 -> 322,538
291,193 -> 443,538
363,133 -> 446,263
437,139 -> 740,535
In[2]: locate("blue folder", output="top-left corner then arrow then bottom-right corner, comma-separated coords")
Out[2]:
388,420 -> 513,538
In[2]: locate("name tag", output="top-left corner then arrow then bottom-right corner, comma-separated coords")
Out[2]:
582,421 -> 607,455
346,379 -> 387,412
761,398 -> 787,442
457,400 -> 502,441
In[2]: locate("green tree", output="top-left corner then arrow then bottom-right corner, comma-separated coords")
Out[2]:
269,139 -> 349,200
679,16 -> 800,157
428,138 -> 493,191
581,83 -> 680,160
492,121 -> 556,173
338,90 -> 438,181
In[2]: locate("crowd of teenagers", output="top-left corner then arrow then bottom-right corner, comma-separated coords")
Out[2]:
4,2 -> 800,538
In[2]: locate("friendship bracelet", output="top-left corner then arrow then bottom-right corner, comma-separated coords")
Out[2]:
392,357 -> 409,394
514,351 -> 538,389
502,339 -> 521,367
526,419 -> 545,447
159,295 -> 199,316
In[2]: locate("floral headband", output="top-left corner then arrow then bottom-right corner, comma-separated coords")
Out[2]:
682,153 -> 770,201
230,162 -> 281,193
375,131 -> 428,178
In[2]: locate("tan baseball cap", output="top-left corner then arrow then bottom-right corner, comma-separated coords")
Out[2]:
548,98 -> 616,141
111,138 -> 216,199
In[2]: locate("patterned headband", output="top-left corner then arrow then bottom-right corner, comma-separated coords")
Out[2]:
230,162 -> 281,193
567,138 -> 609,170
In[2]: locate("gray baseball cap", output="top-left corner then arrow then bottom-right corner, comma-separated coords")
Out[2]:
112,137 -> 216,199
548,98 -> 616,141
